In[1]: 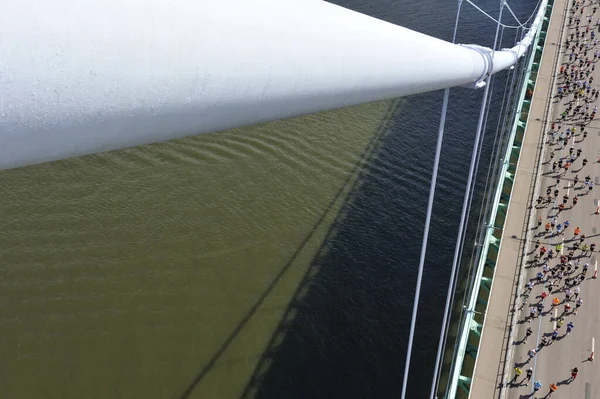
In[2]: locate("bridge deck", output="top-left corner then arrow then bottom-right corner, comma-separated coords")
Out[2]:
470,0 -> 600,397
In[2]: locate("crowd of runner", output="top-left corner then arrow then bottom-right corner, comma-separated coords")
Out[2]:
510,0 -> 599,396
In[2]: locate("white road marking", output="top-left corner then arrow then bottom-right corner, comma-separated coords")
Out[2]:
554,308 -> 558,330
561,238 -> 565,255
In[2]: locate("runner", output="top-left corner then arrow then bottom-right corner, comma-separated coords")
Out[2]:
571,367 -> 579,380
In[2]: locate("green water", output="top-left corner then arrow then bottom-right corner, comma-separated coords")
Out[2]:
0,100 -> 398,398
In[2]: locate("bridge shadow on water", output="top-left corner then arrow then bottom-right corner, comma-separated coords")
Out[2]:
179,83 -> 487,399
177,99 -> 406,399
238,101 -> 413,399
235,83 -> 498,397
234,88 -> 472,399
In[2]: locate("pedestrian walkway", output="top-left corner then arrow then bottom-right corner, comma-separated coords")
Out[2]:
471,0 -> 600,397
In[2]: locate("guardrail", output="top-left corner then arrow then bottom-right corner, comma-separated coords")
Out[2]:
443,1 -> 555,397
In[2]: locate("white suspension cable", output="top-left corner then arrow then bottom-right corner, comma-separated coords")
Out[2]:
460,25 -> 527,303
428,1 -> 464,396
400,87 -> 450,399
505,3 -> 527,28
510,0 -> 544,27
445,33 -> 527,396
455,26 -> 518,315
458,29 -> 528,334
430,21 -> 506,394
464,0 -> 526,29
453,0 -> 506,327
428,2 -> 506,398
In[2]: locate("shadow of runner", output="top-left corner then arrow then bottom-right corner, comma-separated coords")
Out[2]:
176,101 -> 401,399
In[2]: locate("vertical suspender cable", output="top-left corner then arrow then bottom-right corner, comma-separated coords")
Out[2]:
425,1 -> 464,396
460,25 -> 525,310
400,89 -> 450,399
428,1 -> 506,398
441,27 -> 525,399
432,26 -> 506,391
401,1 -> 466,397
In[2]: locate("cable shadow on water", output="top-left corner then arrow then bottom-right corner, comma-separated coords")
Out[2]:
177,100 -> 401,399
236,99 -> 442,399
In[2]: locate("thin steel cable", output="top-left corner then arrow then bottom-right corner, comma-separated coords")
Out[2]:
505,3 -> 526,28
430,21 -> 505,395
442,31 -> 525,397
519,0 -> 544,26
459,28 -> 519,292
447,23 -> 508,319
460,25 -> 524,318
399,1 -> 472,387
427,2 -> 464,397
428,3 -> 505,398
505,0 -> 544,28
461,26 -> 527,312
400,92 -> 451,399
464,0 -> 525,29
460,26 -> 530,338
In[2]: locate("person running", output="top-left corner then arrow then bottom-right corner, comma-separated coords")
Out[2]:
571,367 -> 579,380
567,321 -> 574,335
575,298 -> 583,314
526,281 -> 534,295
526,367 -> 533,385
556,243 -> 563,253
552,329 -> 559,343
549,383 -> 558,394
574,286 -> 580,298
557,317 -> 565,329
534,380 -> 542,392
511,367 -> 522,384
529,306 -> 538,322
552,297 -> 561,306
525,327 -> 533,343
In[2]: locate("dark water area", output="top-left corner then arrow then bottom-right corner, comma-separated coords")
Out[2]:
245,0 -> 540,398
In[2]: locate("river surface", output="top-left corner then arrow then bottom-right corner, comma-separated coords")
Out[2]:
0,0 -> 539,398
